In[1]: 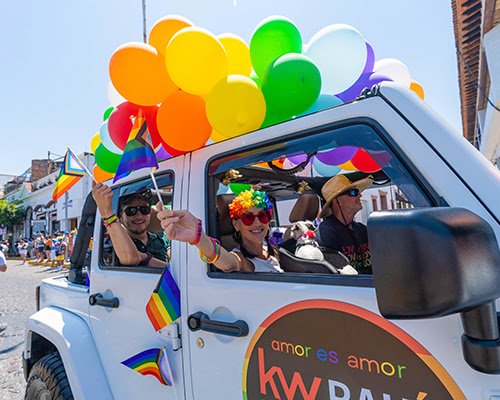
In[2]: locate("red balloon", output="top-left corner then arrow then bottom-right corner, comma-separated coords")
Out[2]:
350,148 -> 381,173
107,102 -> 160,150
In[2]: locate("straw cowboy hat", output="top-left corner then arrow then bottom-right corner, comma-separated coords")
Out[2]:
319,174 -> 374,218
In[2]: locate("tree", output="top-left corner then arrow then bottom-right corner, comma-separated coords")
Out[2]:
0,199 -> 26,227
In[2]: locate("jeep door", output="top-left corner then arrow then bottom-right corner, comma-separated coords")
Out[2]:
88,155 -> 187,400
184,96 -> 499,399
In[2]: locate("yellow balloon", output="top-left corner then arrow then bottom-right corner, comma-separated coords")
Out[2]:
148,15 -> 192,56
410,80 -> 424,100
165,27 -> 228,95
90,132 -> 101,154
109,42 -> 177,106
218,33 -> 252,77
338,160 -> 357,171
206,75 -> 266,137
210,129 -> 228,143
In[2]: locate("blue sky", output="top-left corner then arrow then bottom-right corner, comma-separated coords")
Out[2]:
0,0 -> 460,175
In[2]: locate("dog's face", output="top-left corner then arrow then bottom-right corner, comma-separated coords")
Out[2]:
290,220 -> 316,240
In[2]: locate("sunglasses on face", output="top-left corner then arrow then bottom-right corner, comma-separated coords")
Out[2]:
340,188 -> 360,197
123,205 -> 151,217
240,210 -> 271,226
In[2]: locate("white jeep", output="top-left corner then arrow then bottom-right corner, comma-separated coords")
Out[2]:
23,83 -> 500,400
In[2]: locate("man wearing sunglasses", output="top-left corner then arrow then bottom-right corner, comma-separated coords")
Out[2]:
316,174 -> 373,274
92,183 -> 169,267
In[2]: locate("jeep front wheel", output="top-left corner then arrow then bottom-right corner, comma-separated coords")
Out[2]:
25,352 -> 73,400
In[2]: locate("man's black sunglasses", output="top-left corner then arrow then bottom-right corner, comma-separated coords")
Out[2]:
339,188 -> 360,197
123,205 -> 151,216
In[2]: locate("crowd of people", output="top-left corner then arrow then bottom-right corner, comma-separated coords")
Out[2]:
0,230 -> 77,272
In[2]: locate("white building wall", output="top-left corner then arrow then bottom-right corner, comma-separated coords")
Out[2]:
480,23 -> 500,166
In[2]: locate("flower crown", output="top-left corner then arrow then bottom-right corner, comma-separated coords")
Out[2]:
229,189 -> 273,219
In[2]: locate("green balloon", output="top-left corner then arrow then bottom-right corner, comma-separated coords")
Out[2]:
261,53 -> 321,121
229,183 -> 252,195
103,106 -> 115,121
95,144 -> 121,173
250,16 -> 302,77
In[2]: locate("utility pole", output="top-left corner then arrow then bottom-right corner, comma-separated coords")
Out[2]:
142,0 -> 147,43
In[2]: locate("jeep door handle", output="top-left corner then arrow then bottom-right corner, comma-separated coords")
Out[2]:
89,293 -> 120,308
187,312 -> 249,337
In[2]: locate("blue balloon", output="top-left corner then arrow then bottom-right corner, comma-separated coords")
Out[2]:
312,157 -> 342,177
306,24 -> 367,94
300,94 -> 343,116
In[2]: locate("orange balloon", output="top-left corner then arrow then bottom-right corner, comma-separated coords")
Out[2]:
156,90 -> 212,151
109,42 -> 177,106
148,15 -> 193,56
93,165 -> 115,183
410,80 -> 424,100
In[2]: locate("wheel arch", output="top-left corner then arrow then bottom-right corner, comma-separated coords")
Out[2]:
24,307 -> 113,400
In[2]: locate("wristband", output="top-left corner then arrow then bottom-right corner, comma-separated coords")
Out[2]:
189,219 -> 203,245
199,237 -> 221,264
103,214 -> 119,227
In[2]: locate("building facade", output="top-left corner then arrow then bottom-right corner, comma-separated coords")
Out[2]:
453,0 -> 500,167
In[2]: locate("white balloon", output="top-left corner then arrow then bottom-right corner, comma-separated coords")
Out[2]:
99,120 -> 123,155
373,58 -> 411,87
306,24 -> 367,94
107,81 -> 126,107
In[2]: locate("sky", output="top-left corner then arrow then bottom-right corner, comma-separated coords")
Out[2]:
0,0 -> 461,175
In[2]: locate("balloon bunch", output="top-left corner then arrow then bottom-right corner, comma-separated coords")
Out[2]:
285,146 -> 392,178
90,15 -> 424,179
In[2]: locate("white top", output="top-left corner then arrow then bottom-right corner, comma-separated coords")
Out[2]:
0,250 -> 6,266
231,248 -> 283,273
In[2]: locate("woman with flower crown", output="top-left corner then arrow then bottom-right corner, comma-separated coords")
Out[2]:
157,189 -> 283,273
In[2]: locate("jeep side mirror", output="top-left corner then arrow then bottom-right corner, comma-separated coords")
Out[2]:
368,207 -> 500,374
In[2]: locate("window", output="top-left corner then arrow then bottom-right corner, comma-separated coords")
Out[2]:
380,192 -> 388,210
371,196 -> 378,211
100,172 -> 174,270
206,122 -> 436,283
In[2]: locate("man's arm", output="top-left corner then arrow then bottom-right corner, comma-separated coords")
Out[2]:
92,183 -> 148,266
0,252 -> 7,272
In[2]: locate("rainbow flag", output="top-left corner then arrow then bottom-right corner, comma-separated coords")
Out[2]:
146,266 -> 180,331
122,347 -> 172,386
52,149 -> 86,202
113,110 -> 158,183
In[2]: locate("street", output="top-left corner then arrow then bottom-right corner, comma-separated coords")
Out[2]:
0,260 -> 57,400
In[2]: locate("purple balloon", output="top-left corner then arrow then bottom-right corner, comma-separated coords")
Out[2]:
335,43 -> 375,102
368,150 -> 392,168
364,43 -> 375,74
336,73 -> 371,102
156,145 -> 172,162
288,153 -> 308,165
316,146 -> 358,165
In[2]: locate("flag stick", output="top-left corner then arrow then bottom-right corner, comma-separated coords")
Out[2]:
68,147 -> 98,183
150,170 -> 165,208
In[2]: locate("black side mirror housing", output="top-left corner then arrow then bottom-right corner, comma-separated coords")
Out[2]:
368,207 -> 500,374
368,207 -> 500,319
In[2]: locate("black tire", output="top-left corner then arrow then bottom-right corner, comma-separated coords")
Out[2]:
25,352 -> 73,400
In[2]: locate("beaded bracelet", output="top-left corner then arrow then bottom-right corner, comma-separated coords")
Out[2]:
199,237 -> 221,264
103,214 -> 119,228
189,218 -> 203,245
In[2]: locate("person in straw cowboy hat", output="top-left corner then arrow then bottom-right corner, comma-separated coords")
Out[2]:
316,174 -> 374,274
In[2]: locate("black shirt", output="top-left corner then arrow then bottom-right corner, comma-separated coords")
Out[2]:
316,215 -> 372,274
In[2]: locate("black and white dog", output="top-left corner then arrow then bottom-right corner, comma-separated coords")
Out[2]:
290,220 -> 358,275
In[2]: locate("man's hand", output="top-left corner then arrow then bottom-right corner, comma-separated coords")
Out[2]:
92,182 -> 114,217
0,265 -> 7,272
156,203 -> 199,243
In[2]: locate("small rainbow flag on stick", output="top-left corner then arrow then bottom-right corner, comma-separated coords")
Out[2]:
113,110 -> 159,183
52,149 -> 87,202
146,265 -> 181,331
122,347 -> 173,386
